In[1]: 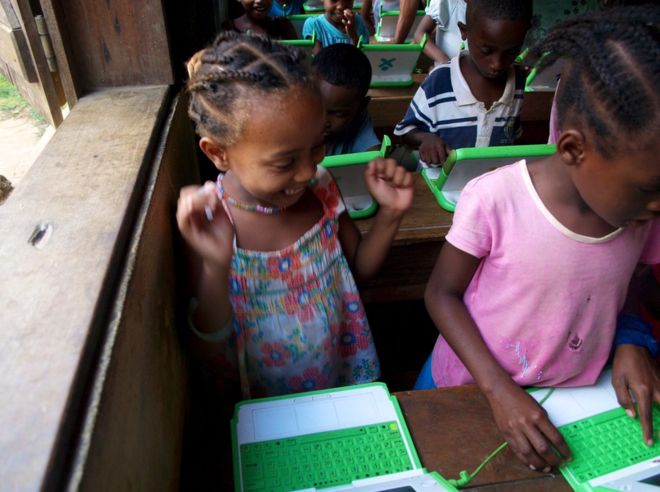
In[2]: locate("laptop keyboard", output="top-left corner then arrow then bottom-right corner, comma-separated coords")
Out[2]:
560,406 -> 660,483
240,421 -> 413,491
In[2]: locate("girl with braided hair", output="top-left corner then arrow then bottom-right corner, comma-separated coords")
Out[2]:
420,5 -> 660,471
177,32 -> 414,398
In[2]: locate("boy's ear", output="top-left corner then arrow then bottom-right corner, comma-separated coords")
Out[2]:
458,21 -> 468,40
557,129 -> 586,167
199,137 -> 230,172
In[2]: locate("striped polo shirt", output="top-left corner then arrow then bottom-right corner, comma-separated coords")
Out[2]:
394,52 -> 525,150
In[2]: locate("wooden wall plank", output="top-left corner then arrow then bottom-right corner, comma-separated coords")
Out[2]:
0,22 -> 36,80
67,94 -> 197,492
46,0 -> 173,93
9,0 -> 62,125
0,85 -> 169,491
0,0 -> 36,80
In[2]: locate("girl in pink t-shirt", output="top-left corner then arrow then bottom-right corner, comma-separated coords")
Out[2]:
423,6 -> 660,473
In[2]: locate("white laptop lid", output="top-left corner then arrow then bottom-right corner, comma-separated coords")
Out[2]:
364,50 -> 421,84
424,155 -> 527,206
377,12 -> 424,42
327,165 -> 374,214
235,384 -> 406,444
527,58 -> 566,92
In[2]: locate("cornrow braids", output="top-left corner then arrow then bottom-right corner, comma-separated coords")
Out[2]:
186,31 -> 318,145
529,5 -> 660,157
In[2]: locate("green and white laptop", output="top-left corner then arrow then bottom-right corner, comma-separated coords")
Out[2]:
375,8 -> 425,43
422,144 -> 556,212
525,58 -> 566,92
531,369 -> 660,492
358,35 -> 426,87
320,136 -> 391,219
232,382 -> 458,491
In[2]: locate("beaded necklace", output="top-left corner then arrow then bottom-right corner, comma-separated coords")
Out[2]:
216,172 -> 285,215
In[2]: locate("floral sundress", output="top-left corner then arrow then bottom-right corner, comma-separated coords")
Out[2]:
227,167 -> 380,397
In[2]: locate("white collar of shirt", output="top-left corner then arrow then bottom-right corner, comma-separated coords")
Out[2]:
518,161 -> 624,244
450,51 -> 516,108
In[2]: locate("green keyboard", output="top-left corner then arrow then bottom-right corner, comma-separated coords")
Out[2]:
560,406 -> 660,483
240,421 -> 413,491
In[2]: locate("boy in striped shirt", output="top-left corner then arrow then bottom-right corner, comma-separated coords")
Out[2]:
394,0 -> 532,167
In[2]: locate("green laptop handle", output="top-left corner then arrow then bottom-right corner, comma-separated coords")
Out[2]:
320,136 -> 391,219
279,31 -> 315,46
524,51 -> 553,92
320,135 -> 391,168
358,33 -> 427,51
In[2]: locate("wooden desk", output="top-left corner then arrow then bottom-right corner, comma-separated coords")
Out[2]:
395,386 -> 572,491
357,174 -> 452,303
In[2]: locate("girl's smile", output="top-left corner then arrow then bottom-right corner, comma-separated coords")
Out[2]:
204,86 -> 326,212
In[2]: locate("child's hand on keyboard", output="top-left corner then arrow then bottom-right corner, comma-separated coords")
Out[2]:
486,379 -> 572,471
612,344 -> 660,446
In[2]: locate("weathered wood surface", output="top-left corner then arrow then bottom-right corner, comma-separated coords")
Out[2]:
0,0 -> 36,81
0,86 -> 169,490
44,0 -> 173,94
7,0 -> 63,125
395,387 -> 572,491
70,94 -> 197,491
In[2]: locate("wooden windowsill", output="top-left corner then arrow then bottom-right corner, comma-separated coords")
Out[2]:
0,85 -> 171,490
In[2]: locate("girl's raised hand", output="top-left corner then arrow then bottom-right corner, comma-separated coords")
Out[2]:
364,158 -> 414,216
342,9 -> 358,40
176,181 -> 235,270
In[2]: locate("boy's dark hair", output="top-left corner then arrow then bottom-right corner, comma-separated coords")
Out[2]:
467,0 -> 533,24
186,31 -> 317,144
312,44 -> 372,99
530,5 -> 660,157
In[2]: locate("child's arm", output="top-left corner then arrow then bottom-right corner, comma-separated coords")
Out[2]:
414,16 -> 450,64
338,158 -> 414,282
390,0 -> 418,44
402,130 -> 452,165
611,266 -> 660,446
176,182 -> 235,339
425,242 -> 572,471
360,0 -> 374,34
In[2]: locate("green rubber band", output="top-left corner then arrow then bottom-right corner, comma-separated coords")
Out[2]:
448,388 -> 556,488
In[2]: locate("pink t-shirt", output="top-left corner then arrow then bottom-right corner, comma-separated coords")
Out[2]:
432,161 -> 660,388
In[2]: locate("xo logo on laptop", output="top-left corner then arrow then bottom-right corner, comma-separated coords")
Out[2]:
378,58 -> 396,71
